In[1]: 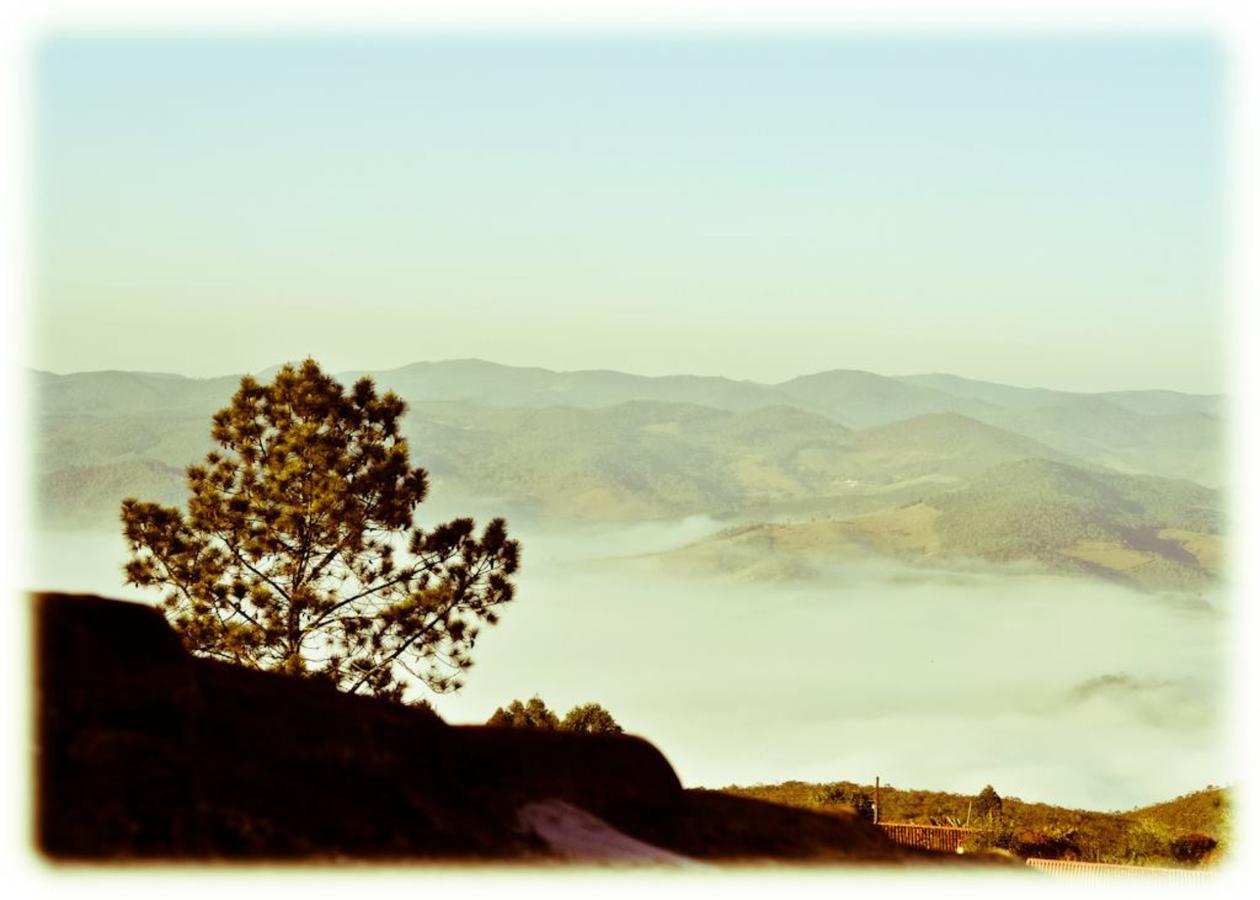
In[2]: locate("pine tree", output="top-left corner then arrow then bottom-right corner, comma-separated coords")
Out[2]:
976,785 -> 1004,820
120,358 -> 519,702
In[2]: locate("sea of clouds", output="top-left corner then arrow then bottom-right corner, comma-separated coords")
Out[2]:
30,517 -> 1230,812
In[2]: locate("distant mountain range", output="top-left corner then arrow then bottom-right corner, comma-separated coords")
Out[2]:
30,360 -> 1226,591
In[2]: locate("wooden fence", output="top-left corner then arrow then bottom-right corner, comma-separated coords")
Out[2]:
878,822 -> 972,853
1026,859 -> 1209,882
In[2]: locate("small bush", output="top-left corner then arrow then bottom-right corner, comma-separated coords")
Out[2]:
1012,829 -> 1081,860
1124,819 -> 1175,865
1171,832 -> 1217,864
809,783 -> 874,822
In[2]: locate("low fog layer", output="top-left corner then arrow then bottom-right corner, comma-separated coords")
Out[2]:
30,521 -> 1228,812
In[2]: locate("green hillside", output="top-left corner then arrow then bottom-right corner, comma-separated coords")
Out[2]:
1097,390 -> 1224,418
36,413 -> 214,471
401,401 -> 854,521
349,358 -> 789,412
930,458 -> 1220,584
723,780 -> 1230,867
648,458 -> 1222,590
895,372 -> 1069,410
849,413 -> 1073,477
773,369 -> 996,427
989,400 -> 1222,487
37,459 -> 187,529
34,369 -> 242,416
1129,787 -> 1232,837
401,405 -> 1107,523
897,372 -> 1223,418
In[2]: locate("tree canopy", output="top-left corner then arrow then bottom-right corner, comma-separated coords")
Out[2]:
560,702 -> 623,735
809,783 -> 875,821
486,696 -> 560,730
486,697 -> 623,734
120,358 -> 520,702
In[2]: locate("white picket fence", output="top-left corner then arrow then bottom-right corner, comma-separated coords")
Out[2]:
1026,858 -> 1209,882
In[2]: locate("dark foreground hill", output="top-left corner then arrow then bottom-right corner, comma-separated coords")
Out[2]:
34,592 -> 1014,866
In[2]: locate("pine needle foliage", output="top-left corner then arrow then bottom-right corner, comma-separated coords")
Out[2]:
976,785 -> 1003,819
120,358 -> 520,702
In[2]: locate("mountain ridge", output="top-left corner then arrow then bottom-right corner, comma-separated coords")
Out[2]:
33,360 -> 1222,488
29,360 -> 1225,406
31,362 -> 1227,589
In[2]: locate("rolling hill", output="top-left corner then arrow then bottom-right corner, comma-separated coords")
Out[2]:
775,369 -> 997,427
895,372 -> 1223,418
29,362 -> 1227,589
35,399 -> 1083,529
33,360 -> 1225,491
645,458 -> 1222,590
38,459 -> 189,530
987,400 -> 1223,488
848,413 -> 1074,479
342,358 -> 789,413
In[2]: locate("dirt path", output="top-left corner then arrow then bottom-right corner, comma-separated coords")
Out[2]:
517,800 -> 705,866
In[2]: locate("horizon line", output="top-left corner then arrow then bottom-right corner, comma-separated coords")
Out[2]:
28,357 -> 1227,399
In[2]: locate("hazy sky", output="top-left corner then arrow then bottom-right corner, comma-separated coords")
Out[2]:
34,34 -> 1225,393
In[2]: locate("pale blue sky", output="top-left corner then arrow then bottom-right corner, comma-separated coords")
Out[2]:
34,34 -> 1225,392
